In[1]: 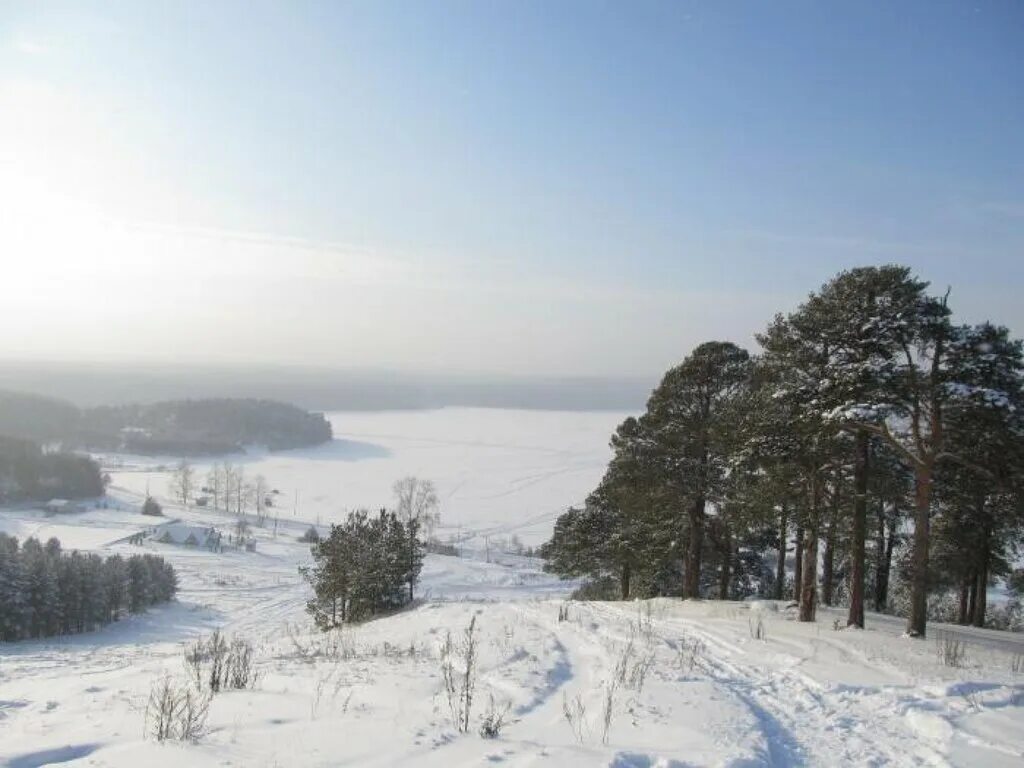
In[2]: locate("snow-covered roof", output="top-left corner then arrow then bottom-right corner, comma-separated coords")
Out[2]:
153,522 -> 219,548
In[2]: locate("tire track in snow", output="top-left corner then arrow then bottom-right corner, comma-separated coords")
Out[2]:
509,603 -> 616,727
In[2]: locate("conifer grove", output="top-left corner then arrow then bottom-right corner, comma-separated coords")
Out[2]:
0,533 -> 177,641
541,265 -> 1024,638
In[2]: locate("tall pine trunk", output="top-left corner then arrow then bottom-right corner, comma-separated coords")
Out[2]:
774,503 -> 787,601
958,575 -> 971,625
408,528 -> 417,602
821,518 -> 835,607
822,480 -> 841,607
875,504 -> 897,612
972,516 -> 990,628
718,524 -> 732,600
793,522 -> 804,604
683,496 -> 704,599
620,562 -> 631,600
972,566 -> 988,627
848,430 -> 869,627
968,577 -> 978,624
873,502 -> 887,612
799,474 -> 822,622
907,463 -> 932,637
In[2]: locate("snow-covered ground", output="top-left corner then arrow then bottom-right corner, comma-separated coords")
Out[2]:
3,407 -> 1024,766
103,408 -> 630,547
2,492 -> 1024,767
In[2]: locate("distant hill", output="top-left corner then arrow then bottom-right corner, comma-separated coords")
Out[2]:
0,391 -> 332,456
0,390 -> 81,443
0,362 -> 650,412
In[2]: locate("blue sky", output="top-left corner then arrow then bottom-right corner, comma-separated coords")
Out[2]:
1,1 -> 1021,376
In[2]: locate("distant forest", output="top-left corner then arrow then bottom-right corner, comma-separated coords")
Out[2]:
0,436 -> 106,503
0,392 -> 333,456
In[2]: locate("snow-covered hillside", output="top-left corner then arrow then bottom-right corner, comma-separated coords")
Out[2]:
2,490 -> 1024,768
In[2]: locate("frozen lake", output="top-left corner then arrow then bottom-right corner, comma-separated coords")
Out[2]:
105,407 -> 632,545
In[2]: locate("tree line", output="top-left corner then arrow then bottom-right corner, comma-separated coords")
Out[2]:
542,266 -> 1023,638
0,534 -> 177,641
165,460 -> 273,525
0,393 -> 332,455
0,435 -> 106,503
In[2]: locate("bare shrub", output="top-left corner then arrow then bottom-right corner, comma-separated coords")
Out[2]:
491,623 -> 516,654
183,630 -> 258,693
226,637 -> 256,689
479,694 -> 512,738
936,633 -> 968,668
145,674 -> 211,742
614,636 -> 635,686
145,675 -> 179,742
337,688 -> 354,713
177,684 -> 212,741
601,679 -> 617,745
675,636 -> 705,673
184,639 -> 204,689
748,614 -> 767,641
285,622 -> 313,659
1011,652 -> 1023,674
961,690 -> 982,712
440,615 -> 479,733
635,601 -> 654,644
562,691 -> 587,744
627,650 -> 654,693
613,634 -> 653,693
440,632 -> 457,723
207,629 -> 229,692
379,640 -> 426,661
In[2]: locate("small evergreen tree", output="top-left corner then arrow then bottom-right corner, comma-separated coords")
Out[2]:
141,496 -> 163,517
301,508 -> 424,628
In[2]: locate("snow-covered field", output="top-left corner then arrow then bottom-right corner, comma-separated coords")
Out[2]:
3,494 -> 1024,766
3,408 -> 1024,767
103,408 -> 630,547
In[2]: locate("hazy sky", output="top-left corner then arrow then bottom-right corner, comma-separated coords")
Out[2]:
1,2 -> 1022,377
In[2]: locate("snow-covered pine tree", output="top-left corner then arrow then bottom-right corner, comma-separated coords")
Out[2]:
628,342 -> 752,599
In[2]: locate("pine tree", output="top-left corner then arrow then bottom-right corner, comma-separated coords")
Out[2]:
0,533 -> 27,641
627,342 -> 751,599
796,266 -> 928,627
757,317 -> 841,622
301,508 -> 423,628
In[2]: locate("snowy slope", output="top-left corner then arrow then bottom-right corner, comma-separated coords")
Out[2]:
2,490 -> 1024,767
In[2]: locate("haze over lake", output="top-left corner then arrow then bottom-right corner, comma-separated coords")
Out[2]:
106,407 -> 631,546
